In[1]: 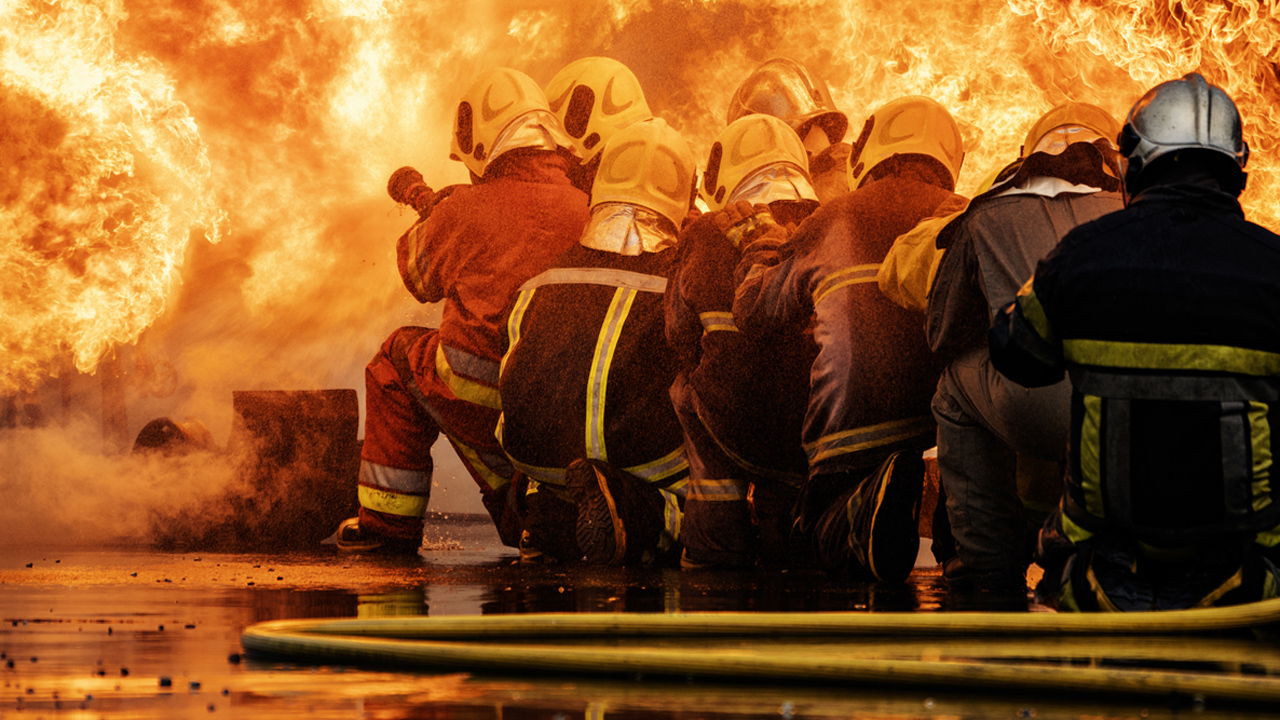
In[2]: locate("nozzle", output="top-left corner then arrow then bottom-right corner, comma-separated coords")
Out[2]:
387,166 -> 434,215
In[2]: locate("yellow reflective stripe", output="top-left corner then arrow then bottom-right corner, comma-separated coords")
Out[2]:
1085,562 -> 1122,613
689,478 -> 747,502
1257,523 -> 1280,547
358,485 -> 428,518
508,456 -> 568,485
699,311 -> 739,334
1061,511 -> 1094,544
660,488 -> 683,547
1058,577 -> 1082,612
664,477 -> 688,498
1063,340 -> 1280,376
502,287 -> 536,378
401,224 -> 431,299
1264,568 -> 1280,598
435,345 -> 501,410
452,438 -> 510,491
1250,402 -> 1273,513
804,416 -> 933,464
812,264 -> 880,307
1016,277 -> 1056,344
1080,394 -> 1105,519
586,288 -> 637,462
623,445 -> 689,484
1195,566 -> 1244,608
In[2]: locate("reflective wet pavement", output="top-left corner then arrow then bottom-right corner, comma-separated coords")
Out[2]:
2,514 -> 1278,719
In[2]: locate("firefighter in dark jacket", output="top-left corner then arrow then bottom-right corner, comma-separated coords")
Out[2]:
883,102 -> 1126,599
732,96 -> 966,581
666,114 -> 820,568
725,58 -> 851,204
499,119 -> 697,566
991,73 -> 1280,610
336,68 -> 589,552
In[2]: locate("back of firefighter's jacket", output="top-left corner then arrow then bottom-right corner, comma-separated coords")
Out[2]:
993,183 -> 1280,551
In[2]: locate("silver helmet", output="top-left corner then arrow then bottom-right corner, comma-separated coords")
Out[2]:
1118,72 -> 1248,192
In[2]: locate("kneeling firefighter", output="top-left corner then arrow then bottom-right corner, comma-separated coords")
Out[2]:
666,114 -> 820,568
991,73 -> 1280,610
337,68 -> 589,552
499,118 -> 697,566
732,96 -> 965,580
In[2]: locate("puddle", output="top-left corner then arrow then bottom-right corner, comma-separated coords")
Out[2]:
2,515 -> 1277,719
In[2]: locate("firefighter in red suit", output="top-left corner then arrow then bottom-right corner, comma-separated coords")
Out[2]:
336,68 -> 589,552
732,97 -> 966,580
666,114 -> 819,568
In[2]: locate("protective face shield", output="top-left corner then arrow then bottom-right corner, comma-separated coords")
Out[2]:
589,118 -> 696,231
545,57 -> 653,165
701,115 -> 817,211
1118,72 -> 1248,195
725,58 -> 849,148
1020,102 -> 1120,157
847,96 -> 965,191
450,68 -> 570,178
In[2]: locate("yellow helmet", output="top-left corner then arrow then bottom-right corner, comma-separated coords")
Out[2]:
847,96 -> 964,191
450,67 -> 559,177
725,58 -> 848,146
1021,101 -> 1120,157
590,118 -> 695,229
545,57 -> 653,165
700,114 -> 814,211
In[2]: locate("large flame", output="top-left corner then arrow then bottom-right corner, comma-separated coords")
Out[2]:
2,0 -> 1279,420
1,0 -> 223,394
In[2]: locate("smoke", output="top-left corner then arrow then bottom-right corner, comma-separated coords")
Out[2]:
0,417 -> 236,548
4,0 -> 1280,543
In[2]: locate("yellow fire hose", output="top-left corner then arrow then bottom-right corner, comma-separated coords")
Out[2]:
242,597 -> 1280,704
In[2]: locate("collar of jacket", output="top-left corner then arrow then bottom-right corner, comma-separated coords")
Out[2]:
480,147 -> 573,185
981,140 -> 1121,199
579,202 -> 679,255
1128,182 -> 1245,217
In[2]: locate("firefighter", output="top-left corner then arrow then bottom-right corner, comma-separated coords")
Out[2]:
498,118 -> 697,566
732,96 -> 965,580
335,68 -> 589,553
545,56 -> 654,196
666,114 -> 820,568
725,58 -> 851,203
883,102 -> 1125,602
991,73 -> 1280,610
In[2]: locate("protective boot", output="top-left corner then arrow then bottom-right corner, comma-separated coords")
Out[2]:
519,480 -> 579,564
566,458 -> 665,566
811,451 -> 924,582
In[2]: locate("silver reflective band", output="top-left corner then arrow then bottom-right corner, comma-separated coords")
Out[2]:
520,267 -> 668,294
360,461 -> 431,494
579,202 -> 679,255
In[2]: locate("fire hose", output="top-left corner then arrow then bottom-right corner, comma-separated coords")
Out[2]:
242,597 -> 1280,704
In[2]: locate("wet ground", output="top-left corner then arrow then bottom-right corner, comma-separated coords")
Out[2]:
2,514 -> 1278,719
